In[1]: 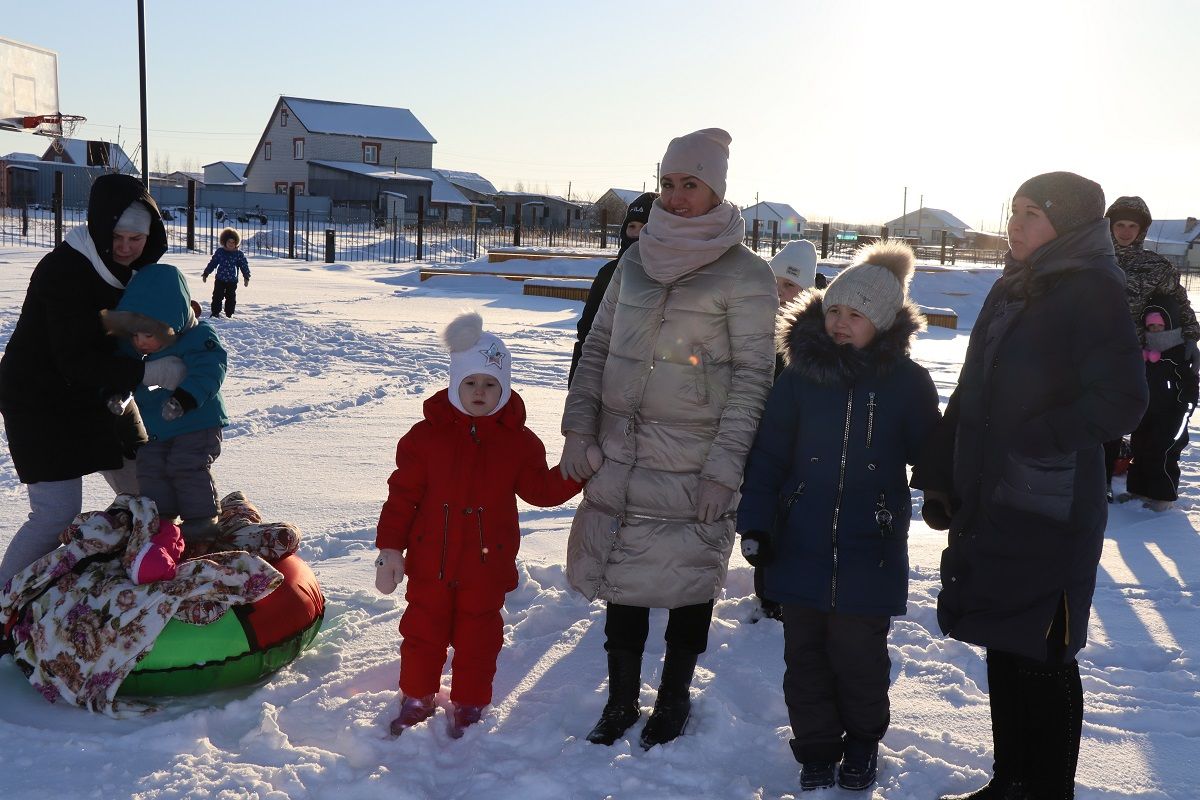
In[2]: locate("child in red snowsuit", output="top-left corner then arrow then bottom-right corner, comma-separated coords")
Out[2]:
374,311 -> 582,738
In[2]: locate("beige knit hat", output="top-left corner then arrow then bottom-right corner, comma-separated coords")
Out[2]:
660,128 -> 731,201
822,242 -> 915,333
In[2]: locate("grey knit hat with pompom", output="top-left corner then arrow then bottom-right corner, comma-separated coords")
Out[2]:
822,241 -> 916,333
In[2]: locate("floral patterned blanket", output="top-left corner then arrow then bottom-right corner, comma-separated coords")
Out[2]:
0,493 -> 300,717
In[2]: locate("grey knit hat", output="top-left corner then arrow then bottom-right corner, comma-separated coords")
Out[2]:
1013,171 -> 1105,235
822,241 -> 915,333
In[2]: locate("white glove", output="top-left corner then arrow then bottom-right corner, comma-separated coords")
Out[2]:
697,479 -> 735,524
374,548 -> 405,594
559,432 -> 598,482
143,356 -> 187,390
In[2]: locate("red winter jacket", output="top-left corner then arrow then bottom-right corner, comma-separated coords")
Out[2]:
376,388 -> 581,591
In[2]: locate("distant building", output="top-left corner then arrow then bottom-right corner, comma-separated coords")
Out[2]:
742,201 -> 807,238
594,188 -> 645,225
883,207 -> 971,245
243,96 -> 437,215
40,138 -> 138,175
436,169 -> 499,220
203,161 -> 247,185
1145,217 -> 1200,269
494,191 -> 586,229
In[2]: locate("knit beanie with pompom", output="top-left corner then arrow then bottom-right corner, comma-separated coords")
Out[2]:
822,241 -> 916,333
444,311 -> 511,415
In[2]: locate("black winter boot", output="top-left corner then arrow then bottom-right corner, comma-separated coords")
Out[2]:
1017,660 -> 1082,800
638,648 -> 697,750
586,649 -> 642,745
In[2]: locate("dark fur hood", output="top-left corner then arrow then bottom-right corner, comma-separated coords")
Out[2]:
778,289 -> 925,386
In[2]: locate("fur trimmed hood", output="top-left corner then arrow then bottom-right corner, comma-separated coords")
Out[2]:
778,289 -> 925,385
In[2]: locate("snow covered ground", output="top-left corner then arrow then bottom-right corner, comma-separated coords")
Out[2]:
0,243 -> 1195,800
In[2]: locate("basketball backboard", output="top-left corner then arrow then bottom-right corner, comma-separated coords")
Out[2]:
0,36 -> 59,131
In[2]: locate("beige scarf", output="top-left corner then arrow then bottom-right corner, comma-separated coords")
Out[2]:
637,200 -> 746,283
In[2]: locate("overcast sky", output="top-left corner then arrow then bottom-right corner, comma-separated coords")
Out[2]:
3,0 -> 1197,231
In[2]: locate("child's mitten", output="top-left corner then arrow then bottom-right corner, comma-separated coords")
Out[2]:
740,530 -> 772,567
375,548 -> 405,594
161,396 -> 184,421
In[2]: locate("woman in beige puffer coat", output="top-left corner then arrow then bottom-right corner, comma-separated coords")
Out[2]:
559,128 -> 777,750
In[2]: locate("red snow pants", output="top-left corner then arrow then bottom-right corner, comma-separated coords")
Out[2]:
397,577 -> 508,706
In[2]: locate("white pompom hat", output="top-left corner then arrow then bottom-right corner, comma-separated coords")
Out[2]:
443,311 -> 511,415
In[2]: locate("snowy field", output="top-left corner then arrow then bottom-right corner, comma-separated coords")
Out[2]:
0,243 -> 1196,800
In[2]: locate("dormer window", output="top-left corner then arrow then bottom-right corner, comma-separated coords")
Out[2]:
362,142 -> 380,165
280,108 -> 289,127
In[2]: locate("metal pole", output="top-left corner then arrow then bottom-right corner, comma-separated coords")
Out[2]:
137,0 -> 149,185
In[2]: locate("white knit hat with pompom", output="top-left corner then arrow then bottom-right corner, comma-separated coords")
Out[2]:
443,311 -> 511,415
822,241 -> 915,333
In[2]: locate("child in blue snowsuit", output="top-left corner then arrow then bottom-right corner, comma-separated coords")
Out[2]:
736,242 -> 940,793
202,227 -> 251,318
102,263 -> 229,550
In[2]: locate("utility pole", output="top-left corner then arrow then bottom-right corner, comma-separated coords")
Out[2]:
917,194 -> 924,244
655,162 -> 660,188
137,0 -> 149,185
902,187 -> 907,236
567,181 -> 571,202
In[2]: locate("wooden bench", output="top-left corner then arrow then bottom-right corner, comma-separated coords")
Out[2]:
921,307 -> 958,330
487,250 -> 608,263
523,283 -> 591,302
418,267 -> 596,282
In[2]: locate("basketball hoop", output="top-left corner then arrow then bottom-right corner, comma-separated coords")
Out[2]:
23,112 -> 86,154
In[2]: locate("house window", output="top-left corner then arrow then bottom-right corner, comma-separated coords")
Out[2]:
275,182 -> 289,194
292,183 -> 305,195
362,142 -> 380,165
293,138 -> 304,160
280,108 -> 289,127
264,142 -> 272,161
542,206 -> 550,218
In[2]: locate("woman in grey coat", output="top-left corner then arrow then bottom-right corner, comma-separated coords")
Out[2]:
559,128 -> 777,750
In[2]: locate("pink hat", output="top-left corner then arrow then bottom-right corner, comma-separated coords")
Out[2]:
660,128 -> 731,201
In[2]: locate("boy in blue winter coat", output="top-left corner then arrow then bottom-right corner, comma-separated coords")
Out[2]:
103,263 -> 229,550
202,227 -> 251,318
737,242 -> 940,793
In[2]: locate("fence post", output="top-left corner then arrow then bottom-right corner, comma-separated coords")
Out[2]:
770,220 -> 780,256
940,229 -> 947,264
21,204 -> 28,237
186,179 -> 196,251
287,186 -> 296,259
471,205 -> 478,260
751,218 -> 760,252
417,194 -> 427,260
514,202 -> 522,247
599,208 -> 608,249
820,223 -> 830,259
53,171 -> 64,246
325,228 -> 336,263
881,226 -> 889,241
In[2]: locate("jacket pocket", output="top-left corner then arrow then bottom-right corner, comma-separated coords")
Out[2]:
991,451 -> 1076,523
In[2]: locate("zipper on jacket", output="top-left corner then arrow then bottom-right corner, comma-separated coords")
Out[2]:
469,423 -> 480,444
471,506 -> 487,563
829,388 -> 854,608
866,392 -> 876,448
438,503 -> 449,580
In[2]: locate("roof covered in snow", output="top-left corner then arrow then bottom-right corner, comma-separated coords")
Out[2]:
42,138 -> 137,174
602,188 -> 643,205
742,201 -> 806,224
1146,218 -> 1200,245
436,169 -> 497,197
283,97 -> 436,143
309,160 -> 472,205
884,207 -> 972,232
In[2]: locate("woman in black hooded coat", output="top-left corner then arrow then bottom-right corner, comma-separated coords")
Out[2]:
0,174 -> 182,585
914,172 -> 1147,800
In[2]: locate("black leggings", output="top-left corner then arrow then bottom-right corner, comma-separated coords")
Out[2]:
603,601 -> 715,656
211,279 -> 238,317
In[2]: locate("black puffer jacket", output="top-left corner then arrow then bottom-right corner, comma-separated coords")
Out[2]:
1106,195 -> 1200,341
0,174 -> 167,483
912,219 -> 1147,660
738,292 -> 940,616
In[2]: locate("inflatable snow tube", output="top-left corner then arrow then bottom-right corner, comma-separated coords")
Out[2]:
117,554 -> 324,696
